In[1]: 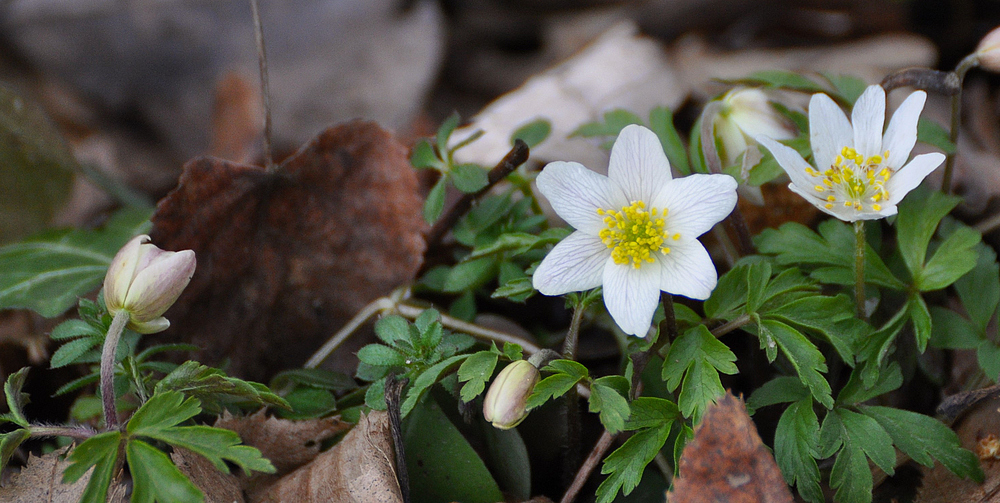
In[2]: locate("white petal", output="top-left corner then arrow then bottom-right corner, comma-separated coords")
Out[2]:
658,239 -> 718,300
103,234 -> 148,313
532,232 -> 609,295
851,85 -> 886,159
809,93 -> 853,170
125,249 -> 196,321
885,153 -> 945,205
608,124 -> 673,203
536,161 -> 626,234
651,174 -> 737,238
787,183 -> 885,222
756,135 -> 818,191
881,91 -> 926,169
130,316 -> 171,335
602,258 -> 661,337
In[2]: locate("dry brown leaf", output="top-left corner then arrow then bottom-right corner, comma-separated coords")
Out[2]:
214,409 -> 351,475
249,410 -> 401,503
0,448 -> 88,502
916,394 -> 1000,502
149,121 -> 426,380
668,391 -> 794,503
172,448 -> 245,503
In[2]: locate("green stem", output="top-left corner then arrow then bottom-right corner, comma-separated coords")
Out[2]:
100,310 -> 130,430
854,221 -> 868,321
561,302 -> 586,486
710,313 -> 753,339
942,53 -> 980,194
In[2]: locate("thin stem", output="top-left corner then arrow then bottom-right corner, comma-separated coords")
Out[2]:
562,303 -> 586,360
561,302 -> 586,486
29,425 -> 97,440
560,430 -> 615,503
100,311 -> 130,430
249,0 -> 275,172
709,313 -> 752,339
854,220 -> 867,321
942,53 -> 980,194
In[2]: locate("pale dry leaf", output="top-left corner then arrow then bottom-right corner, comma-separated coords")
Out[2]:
250,410 -> 402,503
214,409 -> 351,475
0,447 -> 89,502
917,395 -> 1000,502
172,447 -> 244,503
668,391 -> 794,503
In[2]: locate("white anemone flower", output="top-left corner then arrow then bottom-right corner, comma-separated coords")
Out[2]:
756,84 -> 945,221
714,87 -> 795,167
532,125 -> 738,336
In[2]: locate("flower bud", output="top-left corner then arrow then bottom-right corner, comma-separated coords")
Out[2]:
103,235 -> 196,334
483,360 -> 540,430
714,88 -> 795,167
976,26 -> 1000,72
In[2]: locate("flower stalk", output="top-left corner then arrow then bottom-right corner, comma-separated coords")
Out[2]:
854,220 -> 867,321
100,309 -> 129,429
942,53 -> 980,194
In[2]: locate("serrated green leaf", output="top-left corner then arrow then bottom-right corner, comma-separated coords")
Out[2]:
862,405 -> 983,480
374,315 -> 411,346
821,408 -> 895,503
918,226 -> 981,291
279,387 -> 338,420
50,336 -> 102,368
458,351 -> 499,403
49,318 -> 104,340
0,429 -> 29,474
127,391 -> 200,434
451,163 -> 489,193
775,399 -> 823,503
411,139 -> 443,170
63,431 -> 121,503
127,440 -> 203,503
745,261 -> 771,313
930,306 -> 981,349
955,241 -> 1000,333
144,424 -> 275,475
365,377 -> 387,410
423,177 -> 447,225
857,305 -> 910,387
917,118 -> 956,154
595,422 -> 673,503
510,119 -> 551,148
442,256 -> 498,293
590,376 -> 630,434
662,326 -> 736,420
768,294 -> 863,364
703,263 -> 751,319
625,397 -> 680,430
2,367 -> 30,427
154,361 -> 289,412
467,232 -> 543,260
525,360 -> 589,410
896,189 -> 961,279
648,106 -> 690,175
492,277 -> 535,302
746,376 -> 808,414
0,206 -> 152,317
837,362 -> 902,406
758,320 -> 832,408
401,355 -> 467,417
357,344 -> 406,368
909,295 -> 932,352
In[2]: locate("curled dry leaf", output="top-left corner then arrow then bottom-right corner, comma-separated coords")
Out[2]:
917,394 -> 1000,502
214,409 -> 351,475
150,121 -> 426,379
0,447 -> 89,502
668,391 -> 794,503
250,410 -> 402,503
172,448 -> 244,503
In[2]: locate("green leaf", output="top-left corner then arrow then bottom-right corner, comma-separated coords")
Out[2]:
624,397 -> 680,430
979,341 -> 1000,382
404,395 -> 503,503
954,240 -> 1000,332
896,189 -> 961,280
414,309 -> 443,349
909,294 -> 932,352
918,225 -> 980,291
410,139 -> 443,170
648,106 -> 690,175
526,360 -> 589,410
820,408 -> 896,503
50,318 -> 104,340
154,361 -> 289,412
63,431 -> 121,503
492,277 -> 535,302
823,74 -> 867,105
0,84 -> 77,245
1,367 -> 30,427
837,362 -> 902,406
437,112 -> 461,151
0,206 -> 153,316
703,263 -> 751,319
458,351 -> 499,403
745,261 -> 772,313
743,70 -> 827,93
401,355 -> 468,417
357,344 -> 407,368
746,376 -> 808,414
757,320 -> 832,409
570,109 -> 644,138
467,232 -> 546,260
0,429 -> 29,474
50,336 -> 102,368
423,177 -> 447,224
595,421 -> 673,503
510,119 -> 551,148
775,399 -> 823,503
127,440 -> 203,503
269,368 -> 358,393
280,387 -> 338,420
590,376 -> 631,434
662,326 -> 737,420
442,256 -> 498,293
930,306 -> 981,349
768,294 -> 864,364
375,315 -> 411,346
451,163 -> 489,193
917,118 -> 956,154
862,405 -> 983,481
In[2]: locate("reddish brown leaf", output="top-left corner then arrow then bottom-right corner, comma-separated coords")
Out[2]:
171,448 -> 245,503
668,391 -> 794,503
150,121 -> 425,379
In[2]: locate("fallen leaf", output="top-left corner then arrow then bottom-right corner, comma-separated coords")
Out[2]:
249,410 -> 402,503
668,391 -> 794,503
150,121 -> 426,380
171,447 -> 245,503
214,409 -> 351,474
916,394 -> 999,502
0,447 -> 89,501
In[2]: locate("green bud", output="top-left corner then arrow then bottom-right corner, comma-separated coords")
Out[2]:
482,360 -> 540,430
103,235 -> 196,334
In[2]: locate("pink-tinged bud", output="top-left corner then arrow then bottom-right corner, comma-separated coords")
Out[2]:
103,235 -> 196,334
483,360 -> 540,430
977,26 -> 1000,72
714,88 -> 795,167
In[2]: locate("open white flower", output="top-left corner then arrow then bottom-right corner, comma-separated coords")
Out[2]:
532,125 -> 738,336
756,84 -> 945,221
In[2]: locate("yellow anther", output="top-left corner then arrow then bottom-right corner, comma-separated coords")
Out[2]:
827,195 -> 836,202
672,233 -> 681,240
825,203 -> 834,209
814,185 -> 825,192
873,204 -> 882,211
599,200 -> 672,268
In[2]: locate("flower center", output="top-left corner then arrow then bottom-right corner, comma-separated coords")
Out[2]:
597,201 -> 680,268
807,146 -> 892,212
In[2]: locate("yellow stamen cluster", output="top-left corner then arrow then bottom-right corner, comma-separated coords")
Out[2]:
806,146 -> 891,212
597,201 -> 678,269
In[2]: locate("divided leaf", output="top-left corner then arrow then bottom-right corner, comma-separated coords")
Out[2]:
662,326 -> 737,421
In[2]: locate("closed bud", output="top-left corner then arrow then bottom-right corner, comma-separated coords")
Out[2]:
103,235 -> 196,334
714,88 -> 795,167
482,360 -> 540,430
977,26 -> 1000,72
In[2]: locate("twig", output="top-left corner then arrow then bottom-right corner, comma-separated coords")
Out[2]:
424,140 -> 529,253
249,0 -> 275,172
560,430 -> 616,503
699,102 -> 755,256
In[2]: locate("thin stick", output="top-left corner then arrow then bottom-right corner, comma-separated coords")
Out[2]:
699,102 -> 755,256
560,430 -> 615,503
249,0 -> 275,172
